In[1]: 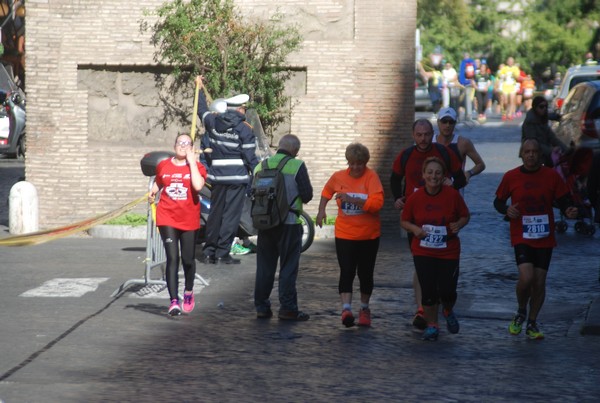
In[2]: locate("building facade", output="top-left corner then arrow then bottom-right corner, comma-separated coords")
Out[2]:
25,0 -> 416,229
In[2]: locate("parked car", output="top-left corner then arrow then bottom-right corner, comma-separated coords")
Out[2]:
0,63 -> 26,160
551,64 -> 600,112
415,75 -> 432,110
553,80 -> 600,150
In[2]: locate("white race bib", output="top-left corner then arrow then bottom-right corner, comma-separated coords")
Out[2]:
340,192 -> 367,216
522,214 -> 550,239
420,225 -> 448,249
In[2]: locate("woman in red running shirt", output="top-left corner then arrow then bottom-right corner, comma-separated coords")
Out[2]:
316,143 -> 384,328
149,133 -> 207,316
401,157 -> 470,341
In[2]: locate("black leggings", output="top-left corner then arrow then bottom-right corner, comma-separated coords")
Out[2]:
158,226 -> 197,300
413,255 -> 459,307
475,91 -> 488,114
335,237 -> 380,295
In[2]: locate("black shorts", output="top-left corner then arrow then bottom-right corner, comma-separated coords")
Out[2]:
513,244 -> 553,271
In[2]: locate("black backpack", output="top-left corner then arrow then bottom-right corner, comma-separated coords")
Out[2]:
250,156 -> 295,230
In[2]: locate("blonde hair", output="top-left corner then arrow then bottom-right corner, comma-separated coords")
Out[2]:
345,143 -> 370,164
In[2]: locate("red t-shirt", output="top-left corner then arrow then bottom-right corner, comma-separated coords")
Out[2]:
321,167 -> 384,240
495,166 -> 569,247
392,145 -> 463,198
401,186 -> 469,259
155,158 -> 207,231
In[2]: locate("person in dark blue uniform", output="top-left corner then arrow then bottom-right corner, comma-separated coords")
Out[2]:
196,76 -> 258,264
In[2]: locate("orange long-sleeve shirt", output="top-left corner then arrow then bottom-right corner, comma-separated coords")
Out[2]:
321,167 -> 384,240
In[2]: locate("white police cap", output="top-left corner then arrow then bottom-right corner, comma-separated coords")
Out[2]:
209,98 -> 227,114
225,94 -> 250,107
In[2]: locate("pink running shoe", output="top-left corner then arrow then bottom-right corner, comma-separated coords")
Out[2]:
182,291 -> 195,313
168,299 -> 181,316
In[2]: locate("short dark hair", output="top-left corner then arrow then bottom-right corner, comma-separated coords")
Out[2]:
412,118 -> 434,133
519,138 -> 541,158
532,96 -> 547,109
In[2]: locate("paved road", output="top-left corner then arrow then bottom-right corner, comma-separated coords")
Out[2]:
1,115 -> 600,402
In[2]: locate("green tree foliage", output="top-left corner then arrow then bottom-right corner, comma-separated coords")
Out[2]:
417,0 -> 600,83
141,0 -> 302,135
521,0 -> 600,74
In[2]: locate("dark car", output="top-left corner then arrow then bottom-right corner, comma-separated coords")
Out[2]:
415,75 -> 432,110
0,63 -> 26,159
554,80 -> 600,150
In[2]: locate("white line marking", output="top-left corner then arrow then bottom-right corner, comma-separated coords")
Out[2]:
20,278 -> 109,297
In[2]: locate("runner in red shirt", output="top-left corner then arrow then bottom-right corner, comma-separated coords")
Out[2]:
494,138 -> 578,339
401,157 -> 470,341
150,133 -> 207,316
391,118 -> 466,330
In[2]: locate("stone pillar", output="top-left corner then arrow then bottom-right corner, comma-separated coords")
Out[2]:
9,181 -> 39,234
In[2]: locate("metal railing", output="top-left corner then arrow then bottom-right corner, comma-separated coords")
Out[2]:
112,177 -> 209,298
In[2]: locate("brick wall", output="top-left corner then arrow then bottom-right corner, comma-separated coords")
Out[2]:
25,0 -> 416,230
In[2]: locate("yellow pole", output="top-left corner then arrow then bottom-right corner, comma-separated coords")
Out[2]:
190,78 -> 201,142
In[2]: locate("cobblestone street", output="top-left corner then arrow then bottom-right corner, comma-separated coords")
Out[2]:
1,119 -> 600,402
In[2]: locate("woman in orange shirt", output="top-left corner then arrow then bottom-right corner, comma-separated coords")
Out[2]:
316,143 -> 384,328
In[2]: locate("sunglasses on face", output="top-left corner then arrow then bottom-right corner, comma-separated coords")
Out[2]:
537,104 -> 548,109
440,119 -> 456,124
176,141 -> 193,147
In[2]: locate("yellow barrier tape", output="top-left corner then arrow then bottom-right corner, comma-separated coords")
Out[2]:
0,194 -> 148,247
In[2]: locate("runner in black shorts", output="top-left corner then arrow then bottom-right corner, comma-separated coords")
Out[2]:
494,138 -> 578,340
514,244 -> 553,271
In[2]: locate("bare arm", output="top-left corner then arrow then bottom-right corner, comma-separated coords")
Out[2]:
316,196 -> 330,228
448,214 -> 470,234
400,220 -> 427,239
187,148 -> 205,192
461,138 -> 486,182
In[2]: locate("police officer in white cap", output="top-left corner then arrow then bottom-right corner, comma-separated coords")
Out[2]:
195,76 -> 258,264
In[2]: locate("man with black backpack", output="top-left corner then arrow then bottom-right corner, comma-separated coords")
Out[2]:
253,134 -> 313,321
391,118 -> 466,330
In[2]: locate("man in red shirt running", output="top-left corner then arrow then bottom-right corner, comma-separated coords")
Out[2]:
494,138 -> 578,339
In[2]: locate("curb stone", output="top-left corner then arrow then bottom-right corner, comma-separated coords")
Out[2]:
88,224 -> 337,240
582,297 -> 600,335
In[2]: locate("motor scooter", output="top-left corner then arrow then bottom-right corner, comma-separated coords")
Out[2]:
0,63 -> 25,160
140,107 -> 315,253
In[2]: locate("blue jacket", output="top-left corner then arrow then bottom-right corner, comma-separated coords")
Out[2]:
459,58 -> 476,86
198,92 -> 258,185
